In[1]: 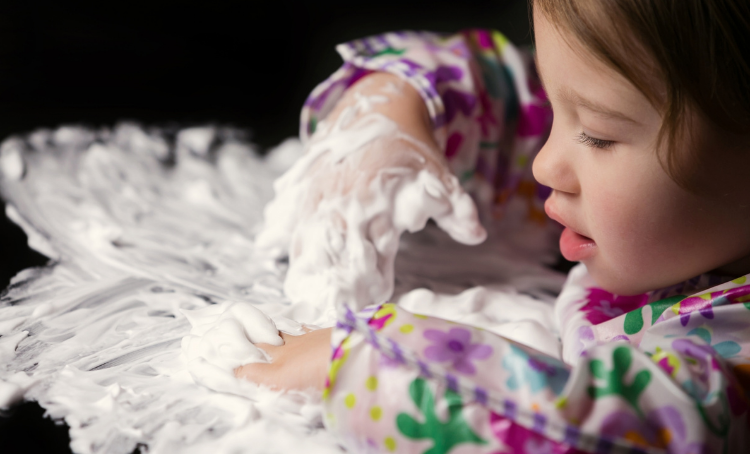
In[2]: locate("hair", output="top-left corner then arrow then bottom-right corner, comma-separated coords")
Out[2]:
531,0 -> 750,190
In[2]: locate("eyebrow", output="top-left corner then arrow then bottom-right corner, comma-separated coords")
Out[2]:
535,59 -> 641,125
557,86 -> 641,125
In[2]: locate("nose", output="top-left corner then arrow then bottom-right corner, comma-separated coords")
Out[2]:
532,128 -> 580,195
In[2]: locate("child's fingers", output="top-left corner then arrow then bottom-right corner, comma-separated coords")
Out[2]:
252,330 -> 292,359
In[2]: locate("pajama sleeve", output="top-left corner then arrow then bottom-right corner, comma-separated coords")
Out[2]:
323,302 -> 748,454
300,30 -> 552,223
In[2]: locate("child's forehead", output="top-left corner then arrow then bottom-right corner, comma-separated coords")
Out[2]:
534,12 -> 658,124
532,5 -> 665,109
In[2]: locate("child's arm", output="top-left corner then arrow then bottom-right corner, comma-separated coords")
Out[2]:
238,298 -> 747,452
255,39 -> 494,313
322,302 -> 745,453
256,30 -> 552,314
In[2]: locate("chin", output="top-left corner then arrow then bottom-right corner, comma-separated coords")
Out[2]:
583,260 -> 654,296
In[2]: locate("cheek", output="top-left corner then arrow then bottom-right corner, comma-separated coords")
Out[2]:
583,171 -> 696,288
588,188 -> 655,258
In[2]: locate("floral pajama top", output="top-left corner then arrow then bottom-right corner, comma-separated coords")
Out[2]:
300,30 -> 750,454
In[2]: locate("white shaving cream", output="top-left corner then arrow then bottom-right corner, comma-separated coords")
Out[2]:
257,91 -> 487,319
0,121 -> 562,454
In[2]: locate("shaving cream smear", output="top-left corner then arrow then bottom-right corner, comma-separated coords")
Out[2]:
0,122 -> 562,453
256,90 -> 487,318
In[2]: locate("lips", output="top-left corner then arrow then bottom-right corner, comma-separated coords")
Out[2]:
544,199 -> 597,262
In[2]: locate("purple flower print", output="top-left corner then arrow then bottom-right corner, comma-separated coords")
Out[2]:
442,89 -> 478,124
379,353 -> 403,369
580,288 -> 648,325
677,285 -> 750,326
305,66 -> 370,111
423,327 -> 492,375
677,295 -> 714,327
671,338 -> 725,399
424,65 -> 464,87
573,325 -> 595,358
600,406 -> 707,454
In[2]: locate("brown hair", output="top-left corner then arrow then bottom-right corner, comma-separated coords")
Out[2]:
532,0 -> 750,190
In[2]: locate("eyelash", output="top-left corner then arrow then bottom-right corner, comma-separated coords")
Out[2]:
577,132 -> 615,150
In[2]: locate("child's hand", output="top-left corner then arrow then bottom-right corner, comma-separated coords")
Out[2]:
234,328 -> 332,391
257,73 -> 486,316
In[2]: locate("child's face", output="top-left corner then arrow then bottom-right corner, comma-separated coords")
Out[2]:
532,9 -> 750,295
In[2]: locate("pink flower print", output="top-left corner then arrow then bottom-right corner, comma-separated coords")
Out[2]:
676,294 -> 714,326
580,288 -> 648,325
721,284 -> 750,304
324,342 -> 349,399
423,327 -> 492,375
651,347 -> 681,378
475,30 -> 495,50
657,356 -> 677,376
532,84 -> 548,103
516,104 -> 551,137
489,412 -> 582,454
445,132 -> 464,159
368,304 -> 397,331
331,344 -> 345,361
678,285 -> 750,326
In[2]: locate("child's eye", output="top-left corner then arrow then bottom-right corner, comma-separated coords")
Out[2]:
577,132 -> 615,150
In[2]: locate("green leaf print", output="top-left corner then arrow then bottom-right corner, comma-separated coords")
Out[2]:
623,310 -> 643,335
623,295 -> 685,335
372,47 -> 406,57
587,346 -> 651,417
650,295 -> 685,324
396,378 -> 486,454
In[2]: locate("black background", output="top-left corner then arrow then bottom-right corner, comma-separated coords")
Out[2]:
0,1 -> 531,452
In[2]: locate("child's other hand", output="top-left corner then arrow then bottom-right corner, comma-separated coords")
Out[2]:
257,73 -> 486,315
234,328 -> 332,391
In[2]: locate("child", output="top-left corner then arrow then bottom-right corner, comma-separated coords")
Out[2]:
238,1 -> 750,452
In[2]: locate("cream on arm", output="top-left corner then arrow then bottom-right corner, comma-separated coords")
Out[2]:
255,71 -> 486,319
